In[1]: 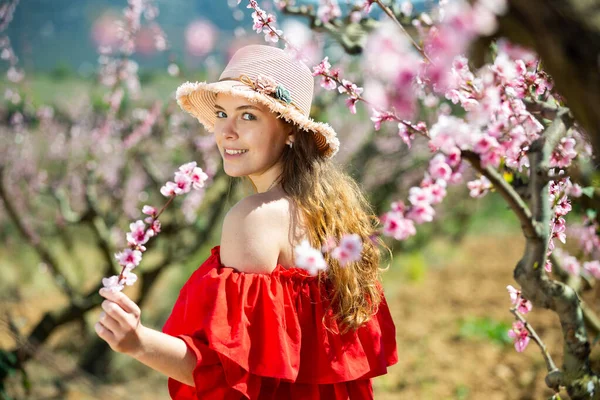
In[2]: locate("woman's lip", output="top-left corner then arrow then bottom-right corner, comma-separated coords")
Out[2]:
223,150 -> 248,159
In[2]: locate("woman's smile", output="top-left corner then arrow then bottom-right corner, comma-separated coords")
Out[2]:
223,148 -> 249,159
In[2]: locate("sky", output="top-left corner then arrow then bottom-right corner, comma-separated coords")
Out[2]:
4,0 -> 432,74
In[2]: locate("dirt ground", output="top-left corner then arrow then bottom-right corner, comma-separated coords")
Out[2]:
3,233 -> 597,399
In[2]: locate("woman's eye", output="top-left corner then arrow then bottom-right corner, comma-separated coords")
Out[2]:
242,112 -> 256,121
215,111 -> 226,118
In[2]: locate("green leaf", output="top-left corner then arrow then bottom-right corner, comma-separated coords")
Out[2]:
587,209 -> 598,221
581,186 -> 595,198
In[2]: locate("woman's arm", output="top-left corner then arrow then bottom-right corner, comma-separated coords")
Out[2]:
96,288 -> 196,386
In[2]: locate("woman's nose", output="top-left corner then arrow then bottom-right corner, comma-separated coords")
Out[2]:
220,119 -> 238,140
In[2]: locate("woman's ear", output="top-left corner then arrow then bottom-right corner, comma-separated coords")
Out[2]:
286,132 -> 295,146
285,128 -> 295,146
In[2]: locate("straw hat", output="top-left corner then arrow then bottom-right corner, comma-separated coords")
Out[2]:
176,44 -> 340,158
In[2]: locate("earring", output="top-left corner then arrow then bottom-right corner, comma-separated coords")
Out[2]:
287,141 -> 293,148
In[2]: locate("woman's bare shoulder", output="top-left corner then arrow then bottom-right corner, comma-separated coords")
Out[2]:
219,191 -> 291,273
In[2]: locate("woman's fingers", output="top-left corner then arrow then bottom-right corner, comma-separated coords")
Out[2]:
98,310 -> 121,333
100,288 -> 141,316
96,289 -> 144,355
94,320 -> 115,342
101,299 -> 130,328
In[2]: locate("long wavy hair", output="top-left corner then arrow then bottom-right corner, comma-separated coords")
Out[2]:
245,122 -> 389,334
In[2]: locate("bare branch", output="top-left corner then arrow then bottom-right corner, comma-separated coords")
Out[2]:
0,165 -> 77,298
510,308 -> 561,390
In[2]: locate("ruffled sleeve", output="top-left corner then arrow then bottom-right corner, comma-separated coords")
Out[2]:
162,246 -> 397,399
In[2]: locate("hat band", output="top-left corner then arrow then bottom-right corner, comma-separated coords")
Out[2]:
218,75 -> 306,115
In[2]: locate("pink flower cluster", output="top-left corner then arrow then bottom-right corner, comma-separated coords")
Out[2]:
545,177 -> 575,273
508,321 -> 530,353
312,57 -> 366,114
422,0 -> 508,92
380,168 -> 451,241
294,233 -> 364,275
160,162 -> 208,197
316,0 -> 341,23
247,0 -> 282,43
506,285 -> 533,315
570,218 -> 600,259
506,285 -> 532,352
101,162 -> 208,292
312,57 -> 339,91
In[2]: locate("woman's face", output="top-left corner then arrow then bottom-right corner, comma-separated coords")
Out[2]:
213,93 -> 290,190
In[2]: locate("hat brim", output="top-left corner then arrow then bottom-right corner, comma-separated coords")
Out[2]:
176,80 -> 339,158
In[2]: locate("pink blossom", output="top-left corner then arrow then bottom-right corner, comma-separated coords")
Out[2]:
480,148 -> 502,169
317,0 -> 342,23
554,196 -> 572,217
121,270 -> 138,286
429,181 -> 447,204
142,205 -> 157,216
446,147 -> 462,167
429,154 -> 452,181
115,248 -> 142,269
398,123 -> 414,148
252,10 -> 272,33
371,110 -> 396,131
191,167 -> 209,189
160,181 -> 178,197
295,240 -> 327,276
572,219 -> 600,256
173,171 -> 193,194
544,259 -> 552,273
312,57 -> 331,76
126,220 -> 151,246
338,79 -> 363,96
506,284 -> 533,315
552,217 -> 567,244
184,20 -> 217,57
449,170 -> 464,184
151,219 -> 161,234
102,275 -> 124,293
568,183 -> 583,197
264,28 -> 283,43
408,186 -> 434,205
361,0 -> 376,14
467,176 -> 492,198
381,211 -> 416,241
563,254 -> 581,276
321,236 -> 337,253
506,285 -> 520,304
331,233 -> 363,266
345,97 -> 359,114
178,161 -> 197,174
429,115 -> 471,154
406,203 -> 435,224
517,298 -> 533,314
584,261 -> 600,279
508,321 -> 530,352
550,137 -> 578,168
390,201 -> 407,213
320,76 -> 338,90
474,135 -> 499,154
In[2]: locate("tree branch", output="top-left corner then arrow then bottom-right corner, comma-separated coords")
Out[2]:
461,150 -> 536,238
0,165 -> 77,299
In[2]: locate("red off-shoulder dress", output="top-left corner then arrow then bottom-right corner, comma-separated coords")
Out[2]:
162,246 -> 398,399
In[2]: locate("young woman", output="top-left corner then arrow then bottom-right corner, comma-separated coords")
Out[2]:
96,44 -> 397,399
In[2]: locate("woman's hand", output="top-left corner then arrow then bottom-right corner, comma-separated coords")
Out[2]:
95,288 -> 145,356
